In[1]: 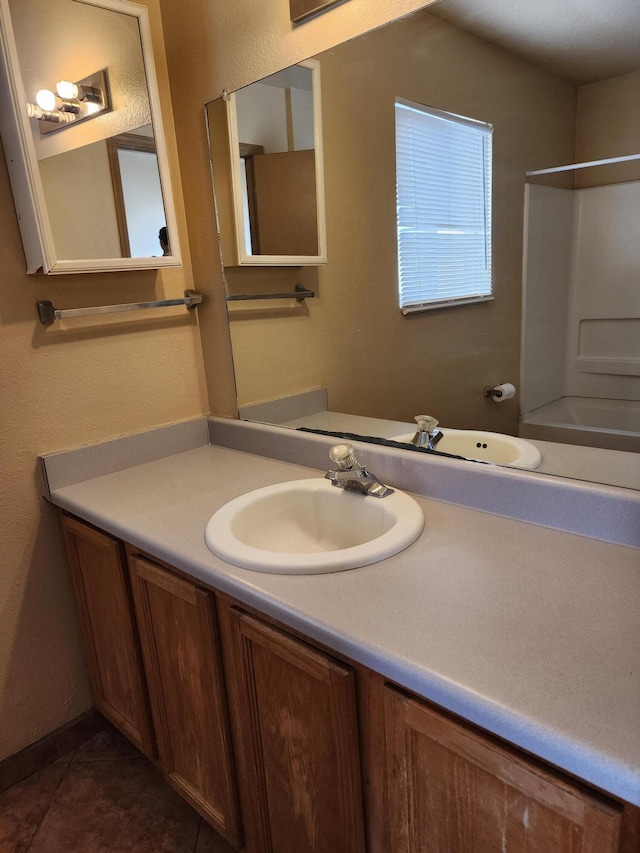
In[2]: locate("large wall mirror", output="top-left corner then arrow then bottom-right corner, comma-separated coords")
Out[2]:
0,0 -> 181,273
207,0 -> 640,492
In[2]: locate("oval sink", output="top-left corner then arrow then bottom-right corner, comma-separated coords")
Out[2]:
391,428 -> 542,470
205,478 -> 424,574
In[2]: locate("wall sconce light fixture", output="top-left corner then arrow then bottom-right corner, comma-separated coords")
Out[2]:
26,69 -> 111,134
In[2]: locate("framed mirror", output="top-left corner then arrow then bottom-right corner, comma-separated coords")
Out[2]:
207,0 -> 640,492
0,0 -> 181,274
217,59 -> 327,266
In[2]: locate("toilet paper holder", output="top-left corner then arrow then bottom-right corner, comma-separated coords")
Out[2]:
484,383 -> 517,401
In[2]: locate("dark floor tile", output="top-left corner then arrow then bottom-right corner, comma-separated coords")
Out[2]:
0,763 -> 67,853
71,725 -> 142,763
28,758 -> 200,853
54,749 -> 76,764
195,820 -> 237,853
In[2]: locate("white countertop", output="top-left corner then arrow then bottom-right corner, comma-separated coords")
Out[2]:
48,442 -> 640,807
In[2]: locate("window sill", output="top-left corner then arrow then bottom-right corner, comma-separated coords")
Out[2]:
401,294 -> 494,315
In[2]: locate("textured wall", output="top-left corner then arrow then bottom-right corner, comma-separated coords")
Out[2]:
225,12 -> 577,432
0,0 -> 208,761
158,0 -> 437,420
575,69 -> 640,188
0,0 -> 434,763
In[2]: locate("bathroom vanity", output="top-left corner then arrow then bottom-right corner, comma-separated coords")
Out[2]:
43,418 -> 640,852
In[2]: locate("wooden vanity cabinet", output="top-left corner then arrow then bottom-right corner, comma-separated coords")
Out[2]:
62,514 -> 639,853
127,552 -> 243,849
61,515 -> 154,757
381,684 -> 625,853
216,599 -> 366,853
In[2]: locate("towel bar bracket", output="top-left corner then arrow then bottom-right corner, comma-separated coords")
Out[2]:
226,283 -> 315,303
37,290 -> 203,326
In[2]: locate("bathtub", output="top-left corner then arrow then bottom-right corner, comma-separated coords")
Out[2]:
520,396 -> 640,453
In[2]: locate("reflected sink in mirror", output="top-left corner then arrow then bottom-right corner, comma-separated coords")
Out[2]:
204,478 -> 424,574
391,428 -> 542,470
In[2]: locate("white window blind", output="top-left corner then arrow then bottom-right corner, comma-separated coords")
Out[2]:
395,98 -> 493,314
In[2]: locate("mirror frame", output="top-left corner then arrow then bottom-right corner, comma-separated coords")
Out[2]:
0,0 -> 182,274
225,58 -> 327,266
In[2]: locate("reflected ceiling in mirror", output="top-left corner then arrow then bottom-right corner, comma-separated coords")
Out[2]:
0,0 -> 181,272
208,0 -> 640,491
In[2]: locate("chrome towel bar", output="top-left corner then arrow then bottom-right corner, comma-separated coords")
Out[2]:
37,290 -> 203,326
226,284 -> 314,303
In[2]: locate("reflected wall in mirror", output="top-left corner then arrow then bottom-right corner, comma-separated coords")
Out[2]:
208,1 -> 640,491
0,0 -> 181,273
221,59 -> 327,265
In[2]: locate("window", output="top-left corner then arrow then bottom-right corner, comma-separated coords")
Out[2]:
395,98 -> 493,314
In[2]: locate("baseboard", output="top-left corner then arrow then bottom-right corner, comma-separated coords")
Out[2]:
0,708 -> 106,793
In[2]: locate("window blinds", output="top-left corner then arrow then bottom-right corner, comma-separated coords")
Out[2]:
395,98 -> 493,314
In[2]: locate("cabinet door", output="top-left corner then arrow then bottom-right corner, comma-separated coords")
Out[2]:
252,150 -> 319,255
226,607 -> 365,853
128,555 -> 242,848
383,685 -> 623,853
62,516 -> 154,756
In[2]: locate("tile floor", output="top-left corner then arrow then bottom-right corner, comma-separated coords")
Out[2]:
0,724 -> 235,853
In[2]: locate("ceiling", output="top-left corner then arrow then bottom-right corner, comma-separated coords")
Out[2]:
428,0 -> 640,85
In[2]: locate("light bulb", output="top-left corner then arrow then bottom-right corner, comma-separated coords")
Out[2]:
26,103 -> 75,124
56,80 -> 78,99
35,88 -> 57,111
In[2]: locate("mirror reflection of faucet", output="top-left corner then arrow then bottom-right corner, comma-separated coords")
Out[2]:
325,443 -> 394,498
410,415 -> 443,450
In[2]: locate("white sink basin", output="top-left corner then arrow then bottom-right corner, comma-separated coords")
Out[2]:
205,478 -> 424,574
391,428 -> 542,470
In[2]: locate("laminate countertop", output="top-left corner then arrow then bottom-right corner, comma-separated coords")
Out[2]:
46,442 -> 640,807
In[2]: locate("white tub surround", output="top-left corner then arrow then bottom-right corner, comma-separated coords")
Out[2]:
41,420 -> 640,808
521,396 -> 640,454
522,182 -> 640,456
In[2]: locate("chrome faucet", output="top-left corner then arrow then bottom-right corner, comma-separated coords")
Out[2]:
325,443 -> 394,498
410,415 -> 443,450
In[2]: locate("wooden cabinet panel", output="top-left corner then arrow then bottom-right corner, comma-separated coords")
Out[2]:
224,606 -> 365,853
62,515 -> 639,853
61,516 -> 154,757
383,685 -> 624,853
128,555 -> 242,848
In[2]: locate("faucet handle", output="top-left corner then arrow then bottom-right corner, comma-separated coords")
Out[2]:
329,443 -> 359,469
414,415 -> 439,434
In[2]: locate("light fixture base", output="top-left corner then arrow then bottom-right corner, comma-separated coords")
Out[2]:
36,69 -> 111,135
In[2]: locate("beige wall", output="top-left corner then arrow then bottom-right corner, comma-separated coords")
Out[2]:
0,0 -> 633,767
1,0 -> 437,762
575,69 -> 640,188
39,141 -> 123,258
225,12 -> 577,432
157,0 -> 437,420
0,0 -> 208,761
